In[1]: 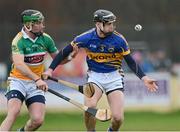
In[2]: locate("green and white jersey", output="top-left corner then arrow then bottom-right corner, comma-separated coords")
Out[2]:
10,29 -> 58,80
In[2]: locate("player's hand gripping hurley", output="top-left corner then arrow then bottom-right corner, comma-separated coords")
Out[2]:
42,74 -> 95,97
48,88 -> 111,121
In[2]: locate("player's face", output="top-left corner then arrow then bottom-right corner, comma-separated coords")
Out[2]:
103,22 -> 116,33
31,20 -> 45,34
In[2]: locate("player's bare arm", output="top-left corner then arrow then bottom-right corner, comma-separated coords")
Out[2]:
124,54 -> 158,92
12,54 -> 48,91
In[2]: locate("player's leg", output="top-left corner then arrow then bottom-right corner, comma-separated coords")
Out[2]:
23,101 -> 45,131
107,90 -> 124,131
0,78 -> 25,131
20,81 -> 46,131
0,94 -> 23,131
84,84 -> 103,131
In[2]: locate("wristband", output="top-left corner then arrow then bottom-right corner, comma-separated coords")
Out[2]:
34,78 -> 41,82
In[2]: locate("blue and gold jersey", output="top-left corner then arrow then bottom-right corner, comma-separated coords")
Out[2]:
71,28 -> 130,73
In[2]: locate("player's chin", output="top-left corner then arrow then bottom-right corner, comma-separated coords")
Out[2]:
39,31 -> 44,36
107,29 -> 114,32
40,30 -> 44,34
104,31 -> 113,36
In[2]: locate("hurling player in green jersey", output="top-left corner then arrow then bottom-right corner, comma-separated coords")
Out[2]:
0,9 -> 77,131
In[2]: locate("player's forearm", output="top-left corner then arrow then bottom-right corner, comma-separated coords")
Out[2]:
49,44 -> 73,70
15,62 -> 40,81
124,54 -> 146,79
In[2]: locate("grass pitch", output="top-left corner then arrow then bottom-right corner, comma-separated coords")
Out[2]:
1,110 -> 180,131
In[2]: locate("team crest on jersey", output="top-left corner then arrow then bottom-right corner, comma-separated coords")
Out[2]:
12,45 -> 18,53
32,45 -> 39,52
108,46 -> 115,52
99,45 -> 106,52
25,47 -> 31,52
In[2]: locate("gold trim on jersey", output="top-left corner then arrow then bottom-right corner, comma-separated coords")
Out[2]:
12,32 -> 23,54
106,60 -> 122,68
71,41 -> 79,47
10,64 -> 44,80
87,51 -> 124,63
12,32 -> 23,46
108,61 -> 122,65
121,49 -> 130,55
107,63 -> 121,69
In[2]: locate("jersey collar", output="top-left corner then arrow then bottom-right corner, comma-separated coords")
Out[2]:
21,28 -> 38,43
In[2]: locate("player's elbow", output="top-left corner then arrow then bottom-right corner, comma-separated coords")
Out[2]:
13,61 -> 24,67
13,61 -> 25,70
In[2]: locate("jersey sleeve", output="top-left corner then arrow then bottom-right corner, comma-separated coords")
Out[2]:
11,33 -> 24,54
43,33 -> 58,53
70,33 -> 89,48
120,35 -> 130,56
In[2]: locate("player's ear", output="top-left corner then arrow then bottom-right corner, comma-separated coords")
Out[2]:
95,22 -> 101,28
24,23 -> 32,31
95,22 -> 98,27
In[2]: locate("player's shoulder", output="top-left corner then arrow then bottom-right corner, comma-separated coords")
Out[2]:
42,32 -> 53,40
113,31 -> 126,39
12,32 -> 24,46
75,28 -> 95,41
112,30 -> 127,43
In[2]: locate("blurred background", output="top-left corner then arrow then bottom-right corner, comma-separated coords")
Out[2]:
1,0 -> 180,131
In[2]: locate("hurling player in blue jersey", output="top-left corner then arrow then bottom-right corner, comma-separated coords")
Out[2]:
44,9 -> 158,131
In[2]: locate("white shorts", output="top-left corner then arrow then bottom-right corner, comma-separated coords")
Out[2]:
6,77 -> 45,106
87,70 -> 124,94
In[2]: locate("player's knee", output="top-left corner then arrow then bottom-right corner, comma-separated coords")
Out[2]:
31,116 -> 44,127
112,113 -> 124,123
32,119 -> 43,128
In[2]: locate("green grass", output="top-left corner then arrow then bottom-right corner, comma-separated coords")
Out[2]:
1,111 -> 180,131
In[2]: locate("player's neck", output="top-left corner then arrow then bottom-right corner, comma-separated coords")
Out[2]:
96,29 -> 106,38
24,29 -> 37,40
